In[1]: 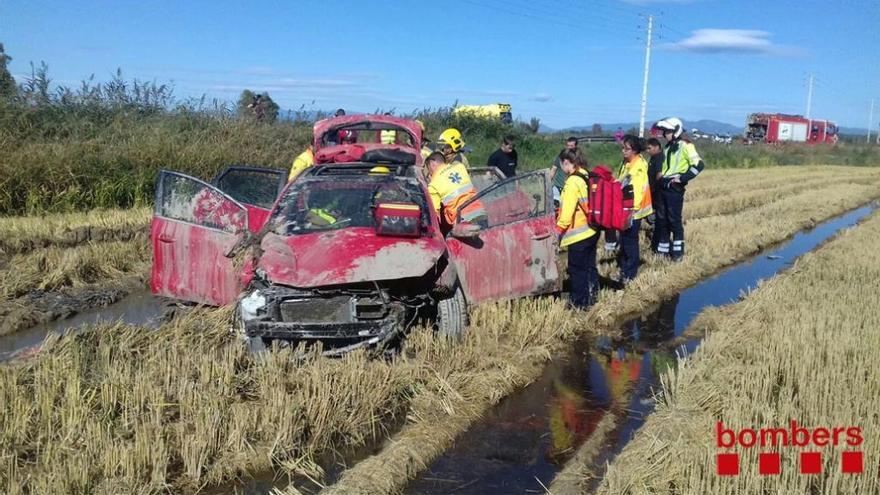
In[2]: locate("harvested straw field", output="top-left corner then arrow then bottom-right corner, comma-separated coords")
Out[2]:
0,208 -> 151,336
592,210 -> 880,494
0,167 -> 878,495
0,207 -> 150,255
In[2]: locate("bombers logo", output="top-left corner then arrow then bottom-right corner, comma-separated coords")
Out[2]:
715,421 -> 864,476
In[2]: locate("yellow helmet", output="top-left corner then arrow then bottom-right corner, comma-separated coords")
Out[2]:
437,128 -> 464,152
369,166 -> 391,175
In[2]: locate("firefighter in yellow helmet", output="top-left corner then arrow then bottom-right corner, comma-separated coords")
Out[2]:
425,151 -> 486,229
437,128 -> 470,167
288,144 -> 315,182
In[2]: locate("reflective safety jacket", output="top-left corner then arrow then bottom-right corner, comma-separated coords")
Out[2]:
380,129 -> 397,144
428,161 -> 486,225
662,140 -> 704,182
288,148 -> 315,182
555,167 -> 598,248
617,155 -> 653,219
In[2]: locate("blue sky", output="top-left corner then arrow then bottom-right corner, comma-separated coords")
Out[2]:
2,0 -> 879,129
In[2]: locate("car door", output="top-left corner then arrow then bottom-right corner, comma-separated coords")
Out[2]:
467,166 -> 506,192
212,166 -> 286,232
445,170 -> 561,305
151,170 -> 249,306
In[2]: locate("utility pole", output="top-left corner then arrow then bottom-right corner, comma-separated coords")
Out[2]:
805,73 -> 814,122
868,99 -> 875,145
638,14 -> 654,138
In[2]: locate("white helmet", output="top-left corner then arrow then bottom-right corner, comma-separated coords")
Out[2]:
654,117 -> 684,139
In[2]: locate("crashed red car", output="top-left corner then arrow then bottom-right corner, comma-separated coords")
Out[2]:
151,115 -> 562,354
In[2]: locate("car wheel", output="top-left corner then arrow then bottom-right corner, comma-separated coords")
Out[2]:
246,336 -> 268,354
436,284 -> 468,340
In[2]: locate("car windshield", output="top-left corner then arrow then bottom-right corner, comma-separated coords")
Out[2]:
270,175 -> 429,235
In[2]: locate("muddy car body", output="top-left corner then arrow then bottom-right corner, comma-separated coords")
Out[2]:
151,115 -> 562,354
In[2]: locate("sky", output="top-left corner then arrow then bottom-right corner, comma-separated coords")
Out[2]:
2,0 -> 879,129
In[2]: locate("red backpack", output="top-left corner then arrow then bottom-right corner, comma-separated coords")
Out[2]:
574,165 -> 634,231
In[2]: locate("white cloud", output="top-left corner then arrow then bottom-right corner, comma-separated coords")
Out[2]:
663,29 -> 793,55
532,93 -> 552,102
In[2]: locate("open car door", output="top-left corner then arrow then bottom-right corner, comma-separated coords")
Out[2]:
212,166 -> 286,232
151,171 -> 249,306
467,166 -> 506,192
446,171 -> 561,305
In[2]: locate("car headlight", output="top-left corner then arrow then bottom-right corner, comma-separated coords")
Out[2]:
240,290 -> 267,321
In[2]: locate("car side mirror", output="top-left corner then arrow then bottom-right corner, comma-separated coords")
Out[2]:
450,222 -> 482,239
224,229 -> 254,258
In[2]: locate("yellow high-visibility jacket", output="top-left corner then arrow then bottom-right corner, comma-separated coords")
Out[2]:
380,129 -> 397,144
555,167 -> 597,248
662,141 -> 702,178
428,161 -> 486,225
617,155 -> 653,219
288,148 -> 315,182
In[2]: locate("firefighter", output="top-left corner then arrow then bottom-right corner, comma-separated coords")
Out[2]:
288,144 -> 315,182
425,152 -> 486,228
555,149 -> 599,309
380,112 -> 397,144
653,117 -> 705,261
616,135 -> 652,282
437,128 -> 470,167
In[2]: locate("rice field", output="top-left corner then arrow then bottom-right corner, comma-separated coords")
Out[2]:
0,166 -> 878,494
593,209 -> 880,494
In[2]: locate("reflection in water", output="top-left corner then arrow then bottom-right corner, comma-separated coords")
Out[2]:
405,296 -> 686,494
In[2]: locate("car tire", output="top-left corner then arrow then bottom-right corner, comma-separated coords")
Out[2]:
246,336 -> 268,354
436,284 -> 468,341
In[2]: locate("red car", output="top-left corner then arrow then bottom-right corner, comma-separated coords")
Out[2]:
150,115 -> 562,354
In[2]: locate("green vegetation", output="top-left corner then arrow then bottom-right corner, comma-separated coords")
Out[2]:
1,62 -> 879,216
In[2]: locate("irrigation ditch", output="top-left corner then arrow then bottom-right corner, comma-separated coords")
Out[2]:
401,203 -> 877,495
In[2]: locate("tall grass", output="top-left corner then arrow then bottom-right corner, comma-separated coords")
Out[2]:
3,70 -> 878,216
595,211 -> 880,494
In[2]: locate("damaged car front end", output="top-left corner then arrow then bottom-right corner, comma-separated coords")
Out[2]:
238,276 -> 434,355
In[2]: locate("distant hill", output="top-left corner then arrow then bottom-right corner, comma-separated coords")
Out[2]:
541,119 -> 742,136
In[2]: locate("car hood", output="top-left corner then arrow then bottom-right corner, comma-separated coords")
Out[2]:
257,228 -> 446,288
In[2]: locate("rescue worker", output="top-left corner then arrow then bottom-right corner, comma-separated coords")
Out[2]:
549,137 -> 579,206
616,135 -> 652,282
380,112 -> 397,144
653,117 -> 705,261
555,149 -> 599,309
425,152 -> 486,228
437,128 -> 470,167
645,137 -> 666,252
416,120 -> 434,160
288,144 -> 315,182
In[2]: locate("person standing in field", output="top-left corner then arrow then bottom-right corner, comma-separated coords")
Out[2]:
288,144 -> 315,182
555,149 -> 599,309
615,135 -> 652,282
549,137 -> 578,206
653,117 -> 705,261
645,137 -> 666,252
486,135 -> 518,178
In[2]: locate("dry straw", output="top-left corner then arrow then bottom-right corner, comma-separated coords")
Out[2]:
0,167 -> 878,494
593,211 -> 880,494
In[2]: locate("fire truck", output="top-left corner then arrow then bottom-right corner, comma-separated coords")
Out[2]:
745,113 -> 838,144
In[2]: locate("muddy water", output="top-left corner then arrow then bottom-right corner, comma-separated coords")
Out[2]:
405,204 -> 877,494
0,290 -> 165,361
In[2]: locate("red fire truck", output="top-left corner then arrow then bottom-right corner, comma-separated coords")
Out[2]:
745,113 -> 838,144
